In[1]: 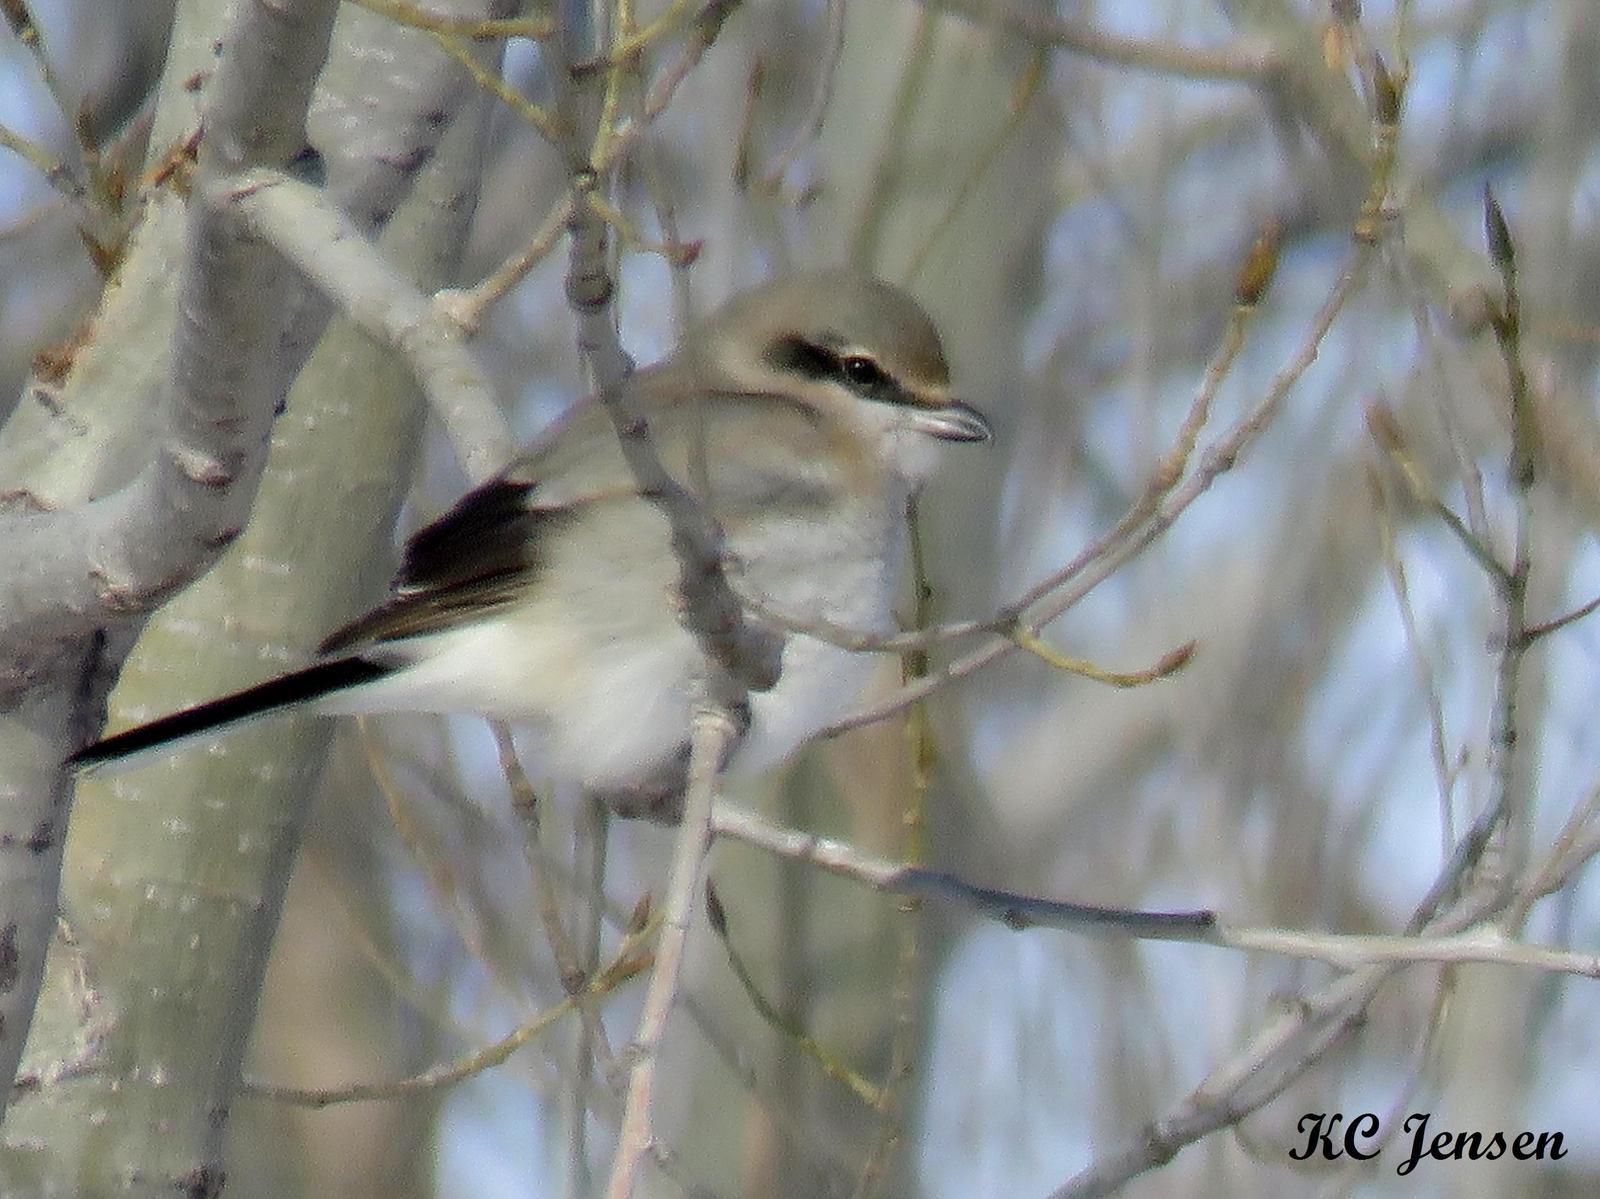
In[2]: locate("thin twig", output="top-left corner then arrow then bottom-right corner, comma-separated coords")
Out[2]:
345,0 -> 556,38
604,706 -> 736,1199
564,790 -> 613,1199
1369,462 -> 1458,848
852,504 -> 935,1198
1523,589 -> 1600,642
704,882 -> 883,1109
928,0 -> 1281,82
851,11 -> 935,265
433,33 -> 566,142
1482,185 -> 1534,892
439,194 -> 574,335
601,0 -> 745,164
905,49 -> 1047,283
248,997 -> 577,1108
757,0 -> 846,189
1364,399 -> 1509,586
1012,629 -> 1195,688
243,934 -> 652,1109
1505,778 -> 1600,931
1219,921 -> 1600,980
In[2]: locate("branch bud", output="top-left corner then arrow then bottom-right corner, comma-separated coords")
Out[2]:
1483,184 -> 1515,270
1372,53 -> 1402,126
1363,398 -> 1406,457
1234,220 -> 1283,307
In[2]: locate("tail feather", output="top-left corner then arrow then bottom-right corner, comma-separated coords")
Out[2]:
68,657 -> 394,771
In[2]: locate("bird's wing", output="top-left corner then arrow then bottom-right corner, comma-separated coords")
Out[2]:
318,367 -> 861,655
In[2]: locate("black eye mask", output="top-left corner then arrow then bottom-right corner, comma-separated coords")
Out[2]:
765,336 -> 903,404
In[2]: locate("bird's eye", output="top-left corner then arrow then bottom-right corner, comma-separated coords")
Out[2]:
841,355 -> 887,389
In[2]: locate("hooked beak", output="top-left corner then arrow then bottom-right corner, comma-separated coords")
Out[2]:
910,399 -> 992,443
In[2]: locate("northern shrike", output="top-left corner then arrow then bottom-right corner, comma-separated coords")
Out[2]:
70,271 -> 991,818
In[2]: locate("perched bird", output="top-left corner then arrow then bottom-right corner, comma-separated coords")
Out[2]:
69,271 -> 991,818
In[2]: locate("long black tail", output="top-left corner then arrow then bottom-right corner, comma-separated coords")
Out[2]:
68,657 -> 394,771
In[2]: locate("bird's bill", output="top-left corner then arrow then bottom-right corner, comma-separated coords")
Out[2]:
909,400 -> 992,443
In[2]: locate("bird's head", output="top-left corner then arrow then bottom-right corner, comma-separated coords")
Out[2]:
695,271 -> 992,486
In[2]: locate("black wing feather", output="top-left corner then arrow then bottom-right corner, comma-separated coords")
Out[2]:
319,478 -> 570,653
397,478 -> 541,591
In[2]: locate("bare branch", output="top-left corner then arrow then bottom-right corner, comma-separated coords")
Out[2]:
605,706 -> 735,1199
230,170 -> 514,482
710,805 -> 1216,939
